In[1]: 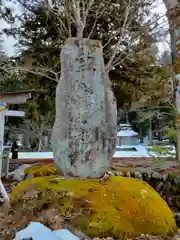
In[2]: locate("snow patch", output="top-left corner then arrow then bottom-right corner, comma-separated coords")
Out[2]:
14,222 -> 79,240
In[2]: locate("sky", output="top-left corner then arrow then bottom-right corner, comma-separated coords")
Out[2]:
151,0 -> 170,54
0,0 -> 170,57
0,0 -> 21,56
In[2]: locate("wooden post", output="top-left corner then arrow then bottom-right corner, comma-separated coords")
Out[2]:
0,110 -> 10,202
0,110 -> 5,174
5,157 -> 10,179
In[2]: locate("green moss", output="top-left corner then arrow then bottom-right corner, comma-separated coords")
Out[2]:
114,167 -> 136,173
150,147 -> 169,153
11,176 -> 177,238
24,164 -> 58,177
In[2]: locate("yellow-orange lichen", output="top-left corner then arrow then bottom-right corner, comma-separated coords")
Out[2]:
95,40 -> 101,48
11,176 -> 177,238
24,164 -> 58,177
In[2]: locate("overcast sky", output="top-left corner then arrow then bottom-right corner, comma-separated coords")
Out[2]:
151,0 -> 170,53
0,0 -> 170,56
0,0 -> 21,56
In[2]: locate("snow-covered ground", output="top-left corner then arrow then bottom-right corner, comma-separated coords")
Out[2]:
114,145 -> 151,158
8,144 -> 176,159
15,222 -> 79,240
9,152 -> 53,159
114,145 -> 175,158
7,123 -> 175,160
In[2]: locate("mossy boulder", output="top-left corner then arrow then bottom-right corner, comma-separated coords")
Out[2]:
24,164 -> 58,177
11,176 -> 177,238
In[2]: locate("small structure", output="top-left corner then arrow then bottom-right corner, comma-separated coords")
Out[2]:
0,91 -> 31,201
116,124 -> 139,146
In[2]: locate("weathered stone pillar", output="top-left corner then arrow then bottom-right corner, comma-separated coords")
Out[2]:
52,38 -> 117,178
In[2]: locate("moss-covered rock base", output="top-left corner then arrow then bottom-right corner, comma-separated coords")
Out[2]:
24,164 -> 58,177
10,175 -> 177,239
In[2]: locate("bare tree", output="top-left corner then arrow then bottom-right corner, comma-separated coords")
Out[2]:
43,0 -> 149,72
0,0 -> 166,178
10,117 -> 52,151
1,0 -> 160,79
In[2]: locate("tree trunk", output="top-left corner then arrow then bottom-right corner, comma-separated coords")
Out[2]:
164,0 -> 180,160
38,138 -> 42,151
139,125 -> 143,143
148,118 -> 153,145
52,38 -> 117,178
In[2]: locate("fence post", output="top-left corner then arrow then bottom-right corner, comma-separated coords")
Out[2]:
5,156 -> 10,179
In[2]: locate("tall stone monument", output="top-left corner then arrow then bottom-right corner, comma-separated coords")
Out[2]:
52,38 -> 117,178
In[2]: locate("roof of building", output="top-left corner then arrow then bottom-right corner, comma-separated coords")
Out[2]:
0,90 -> 32,104
117,130 -> 138,137
118,123 -> 139,137
0,90 -> 32,97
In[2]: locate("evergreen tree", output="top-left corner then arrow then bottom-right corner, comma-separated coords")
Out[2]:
0,0 -> 170,123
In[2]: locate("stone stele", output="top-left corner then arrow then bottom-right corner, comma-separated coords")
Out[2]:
52,38 -> 117,178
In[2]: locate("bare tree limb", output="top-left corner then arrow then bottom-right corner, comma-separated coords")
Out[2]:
110,33 -> 141,68
103,28 -> 123,49
71,0 -> 82,37
105,0 -> 132,73
44,3 -> 70,37
81,0 -> 93,36
65,0 -> 72,37
1,66 -> 59,82
88,0 -> 112,39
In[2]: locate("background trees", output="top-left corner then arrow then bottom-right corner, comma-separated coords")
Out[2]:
0,0 -> 173,144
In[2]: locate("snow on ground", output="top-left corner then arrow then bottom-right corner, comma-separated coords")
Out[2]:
14,222 -> 79,240
8,145 -> 175,160
114,145 -> 151,158
9,152 -> 53,159
113,151 -> 151,158
114,145 -> 175,158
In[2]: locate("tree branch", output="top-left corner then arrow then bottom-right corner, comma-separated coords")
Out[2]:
87,0 -> 110,39
81,0 -> 93,36
105,0 -> 132,73
43,1 -> 70,37
1,66 -> 59,82
65,0 -> 72,37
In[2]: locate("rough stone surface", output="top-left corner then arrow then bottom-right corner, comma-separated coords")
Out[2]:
52,38 -> 117,178
13,164 -> 31,181
111,158 -> 180,173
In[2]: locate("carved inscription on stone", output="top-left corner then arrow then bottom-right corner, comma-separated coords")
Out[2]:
52,38 -> 117,178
